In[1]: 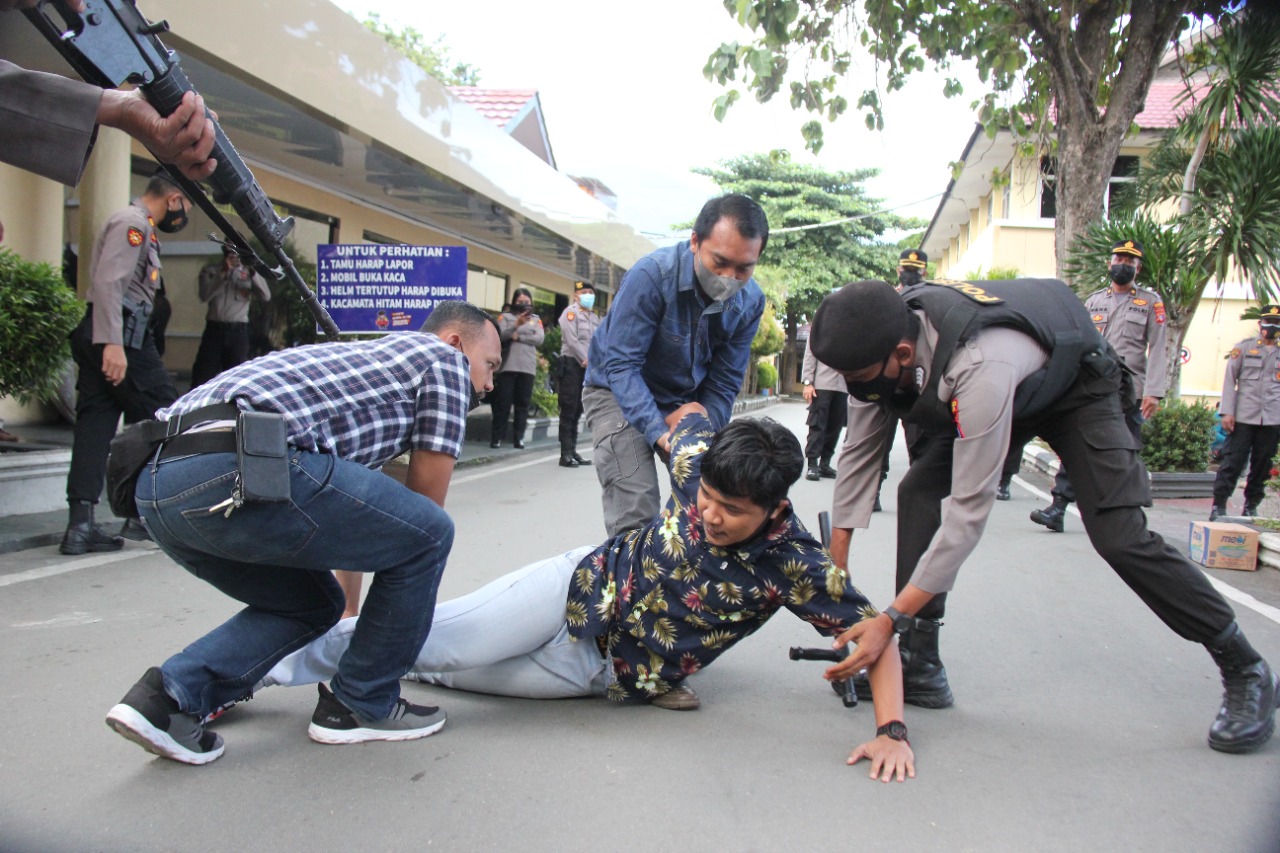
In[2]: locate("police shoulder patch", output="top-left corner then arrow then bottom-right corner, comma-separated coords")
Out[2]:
1231,348 -> 1242,359
126,227 -> 143,247
566,311 -> 576,321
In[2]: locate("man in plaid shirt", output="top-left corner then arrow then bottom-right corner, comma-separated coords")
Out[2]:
104,301 -> 502,765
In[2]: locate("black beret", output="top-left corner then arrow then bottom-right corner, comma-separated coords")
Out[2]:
1111,239 -> 1144,258
898,248 -> 928,269
810,280 -> 908,371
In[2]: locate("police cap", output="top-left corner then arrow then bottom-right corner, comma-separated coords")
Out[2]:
1111,239 -> 1144,259
810,280 -> 908,371
898,248 -> 928,270
1260,304 -> 1280,329
574,280 -> 594,292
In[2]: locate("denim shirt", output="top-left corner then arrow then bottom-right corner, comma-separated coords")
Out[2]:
584,241 -> 765,446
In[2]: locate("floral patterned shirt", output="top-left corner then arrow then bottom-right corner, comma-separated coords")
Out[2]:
566,412 -> 877,701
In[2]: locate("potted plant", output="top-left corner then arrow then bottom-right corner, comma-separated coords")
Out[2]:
0,249 -> 83,425
1140,399 -> 1217,497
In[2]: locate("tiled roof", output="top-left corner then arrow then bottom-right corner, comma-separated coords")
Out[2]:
1134,80 -> 1198,129
448,87 -> 537,130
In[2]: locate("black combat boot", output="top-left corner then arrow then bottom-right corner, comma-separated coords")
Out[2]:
1243,503 -> 1259,517
805,459 -> 821,481
1205,624 -> 1279,753
60,500 -> 124,556
1029,496 -> 1068,532
120,517 -> 151,541
818,455 -> 838,479
900,621 -> 954,709
996,476 -> 1012,501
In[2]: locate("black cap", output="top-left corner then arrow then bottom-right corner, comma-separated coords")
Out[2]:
810,280 -> 908,371
574,280 -> 594,292
898,248 -> 928,269
1111,239 -> 1144,259
1260,304 -> 1280,328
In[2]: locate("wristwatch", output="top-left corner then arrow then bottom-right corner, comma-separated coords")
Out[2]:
882,606 -> 913,635
877,720 -> 909,743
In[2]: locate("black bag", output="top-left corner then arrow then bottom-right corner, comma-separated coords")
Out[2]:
235,411 -> 290,502
105,402 -> 241,519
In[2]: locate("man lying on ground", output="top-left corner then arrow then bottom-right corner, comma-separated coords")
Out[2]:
263,406 -> 916,781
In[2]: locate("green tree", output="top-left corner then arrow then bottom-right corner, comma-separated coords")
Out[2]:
362,12 -> 481,85
704,1 -> 1233,276
692,151 -> 917,392
1065,10 -> 1280,398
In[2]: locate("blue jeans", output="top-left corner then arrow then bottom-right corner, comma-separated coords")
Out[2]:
264,547 -> 607,699
136,448 -> 454,721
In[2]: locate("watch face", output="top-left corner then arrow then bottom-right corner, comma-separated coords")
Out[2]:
878,721 -> 909,741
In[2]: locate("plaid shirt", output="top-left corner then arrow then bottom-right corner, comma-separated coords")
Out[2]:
161,334 -> 471,467
566,412 -> 876,702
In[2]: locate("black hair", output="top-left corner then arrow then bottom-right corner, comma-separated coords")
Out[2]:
420,300 -> 500,339
701,418 -> 802,509
145,172 -> 185,198
693,194 -> 770,254
511,288 -> 533,305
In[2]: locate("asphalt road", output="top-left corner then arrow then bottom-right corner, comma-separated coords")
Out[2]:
1,401 -> 1277,852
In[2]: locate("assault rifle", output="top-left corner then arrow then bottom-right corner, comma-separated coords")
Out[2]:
23,0 -> 341,340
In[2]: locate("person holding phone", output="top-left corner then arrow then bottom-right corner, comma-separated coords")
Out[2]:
489,288 -> 544,449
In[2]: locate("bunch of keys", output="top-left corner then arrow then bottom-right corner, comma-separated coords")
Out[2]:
207,476 -> 243,518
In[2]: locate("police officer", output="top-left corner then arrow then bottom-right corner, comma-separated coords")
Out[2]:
557,281 -> 600,468
815,278 -> 1276,754
60,172 -> 190,555
190,246 -> 272,388
801,335 -> 847,481
1210,305 -> 1280,519
1031,238 -> 1167,532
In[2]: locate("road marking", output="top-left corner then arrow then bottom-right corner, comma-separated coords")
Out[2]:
452,453 -> 579,485
1011,475 -> 1280,627
0,549 -> 145,588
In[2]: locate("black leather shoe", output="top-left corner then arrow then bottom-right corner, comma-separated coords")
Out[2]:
1209,504 -> 1226,521
513,439 -> 525,449
805,462 -> 820,482
872,495 -> 882,512
1206,625 -> 1279,753
558,455 -> 579,468
1030,499 -> 1067,532
489,440 -> 501,449
901,623 -> 954,709
60,522 -> 124,556
1244,504 -> 1259,517
818,463 -> 837,479
119,517 -> 150,541
572,452 -> 592,466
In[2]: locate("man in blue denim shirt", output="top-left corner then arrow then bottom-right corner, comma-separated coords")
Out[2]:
583,194 -> 767,538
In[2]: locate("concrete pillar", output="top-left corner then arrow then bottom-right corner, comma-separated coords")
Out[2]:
76,127 -> 132,299
0,164 -> 65,266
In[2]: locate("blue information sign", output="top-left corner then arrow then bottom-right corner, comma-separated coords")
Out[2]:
316,244 -> 468,333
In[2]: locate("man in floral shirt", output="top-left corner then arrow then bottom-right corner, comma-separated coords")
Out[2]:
266,407 -> 914,780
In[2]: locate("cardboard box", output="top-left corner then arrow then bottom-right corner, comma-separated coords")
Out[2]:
1188,521 -> 1259,571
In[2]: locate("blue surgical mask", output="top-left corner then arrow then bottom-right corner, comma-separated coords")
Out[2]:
579,293 -> 595,310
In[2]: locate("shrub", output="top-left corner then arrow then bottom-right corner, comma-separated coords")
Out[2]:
0,249 -> 83,404
756,359 -> 778,393
530,355 -> 559,417
1140,399 -> 1216,472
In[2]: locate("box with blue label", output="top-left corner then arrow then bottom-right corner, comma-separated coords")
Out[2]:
1187,521 -> 1258,571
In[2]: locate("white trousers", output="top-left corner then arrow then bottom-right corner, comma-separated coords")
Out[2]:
263,546 -> 607,699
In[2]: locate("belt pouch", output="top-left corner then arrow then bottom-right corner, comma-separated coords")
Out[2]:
236,411 -> 291,502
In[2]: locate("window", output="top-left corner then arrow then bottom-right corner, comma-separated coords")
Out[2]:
1040,156 -> 1140,220
1001,175 -> 1011,219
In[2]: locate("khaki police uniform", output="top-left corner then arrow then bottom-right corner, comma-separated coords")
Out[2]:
558,300 -> 600,460
67,201 -> 178,506
833,295 -> 1234,643
1212,336 -> 1280,511
190,259 -> 272,387
490,310 -> 545,446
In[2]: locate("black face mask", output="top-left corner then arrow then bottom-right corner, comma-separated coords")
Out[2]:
845,358 -> 902,403
898,269 -> 924,289
1109,263 -> 1136,286
468,386 -> 483,413
1263,327 -> 1280,341
157,205 -> 189,234
513,302 -> 532,314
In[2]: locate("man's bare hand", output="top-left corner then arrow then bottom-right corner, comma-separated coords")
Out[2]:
101,343 -> 128,386
1221,414 -> 1235,433
847,736 -> 915,782
98,89 -> 217,181
824,615 -> 892,681
1140,395 -> 1159,420
803,384 -> 817,404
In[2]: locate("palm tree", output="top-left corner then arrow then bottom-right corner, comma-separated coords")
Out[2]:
1064,9 -> 1280,398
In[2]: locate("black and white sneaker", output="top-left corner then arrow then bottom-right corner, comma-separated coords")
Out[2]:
307,682 -> 446,745
105,667 -> 225,765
